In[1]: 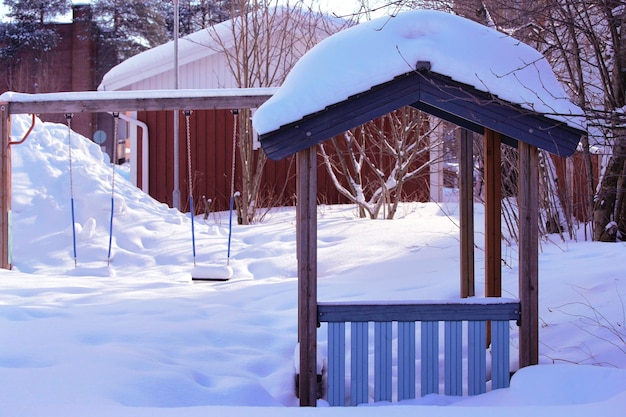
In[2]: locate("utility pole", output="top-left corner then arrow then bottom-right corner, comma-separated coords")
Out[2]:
172,0 -> 181,210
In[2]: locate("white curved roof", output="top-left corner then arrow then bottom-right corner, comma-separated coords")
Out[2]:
98,9 -> 346,92
253,10 -> 585,135
98,21 -> 235,91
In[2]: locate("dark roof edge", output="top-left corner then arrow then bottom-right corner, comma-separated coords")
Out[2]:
259,68 -> 586,160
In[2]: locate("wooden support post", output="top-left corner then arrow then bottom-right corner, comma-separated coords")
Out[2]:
484,129 -> 502,345
296,146 -> 318,406
518,142 -> 539,367
429,120 -> 444,203
459,128 -> 474,298
484,129 -> 502,298
0,106 -> 11,270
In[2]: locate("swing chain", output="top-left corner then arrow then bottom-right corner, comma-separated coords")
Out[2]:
111,112 -> 119,183
65,114 -> 74,203
184,110 -> 193,211
230,110 -> 237,199
107,112 -> 120,266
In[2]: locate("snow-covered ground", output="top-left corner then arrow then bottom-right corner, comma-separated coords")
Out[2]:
1,114 -> 625,416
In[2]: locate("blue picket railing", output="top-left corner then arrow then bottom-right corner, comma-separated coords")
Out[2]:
317,299 -> 520,406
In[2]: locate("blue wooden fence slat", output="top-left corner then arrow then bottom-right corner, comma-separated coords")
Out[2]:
318,301 -> 519,406
491,320 -> 510,389
398,321 -> 416,401
374,322 -> 392,402
327,322 -> 345,406
468,321 -> 487,395
444,320 -> 462,396
421,321 -> 439,396
351,322 -> 368,405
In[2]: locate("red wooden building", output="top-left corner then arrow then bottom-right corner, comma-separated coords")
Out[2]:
98,11 -> 431,214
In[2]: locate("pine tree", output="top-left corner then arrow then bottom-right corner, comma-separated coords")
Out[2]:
0,0 -> 71,91
4,0 -> 71,24
92,0 -> 170,64
1,0 -> 71,56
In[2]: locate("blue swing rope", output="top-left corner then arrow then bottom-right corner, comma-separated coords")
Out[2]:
184,110 -> 196,266
107,113 -> 119,266
227,110 -> 238,265
65,114 -> 77,267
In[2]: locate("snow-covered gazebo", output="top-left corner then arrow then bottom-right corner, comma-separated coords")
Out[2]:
253,10 -> 586,407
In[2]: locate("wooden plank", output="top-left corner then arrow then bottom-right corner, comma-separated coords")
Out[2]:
420,321 -> 439,396
444,321 -> 462,396
318,301 -> 521,323
350,322 -> 368,406
374,322 -> 392,402
327,322 -> 345,406
468,321 -> 487,395
411,101 -> 486,138
484,129 -> 502,299
204,109 -> 219,204
1,89 -> 275,115
192,110 -> 205,205
296,147 -> 318,406
416,75 -> 583,156
518,142 -> 539,367
0,106 -> 11,269
398,321 -> 416,401
147,111 -> 171,205
217,109 -> 230,203
491,320 -> 511,389
459,128 -> 475,298
484,129 -> 502,346
326,317 -> 512,405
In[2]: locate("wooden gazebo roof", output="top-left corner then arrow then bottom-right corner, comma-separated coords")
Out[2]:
254,62 -> 585,406
259,63 -> 584,160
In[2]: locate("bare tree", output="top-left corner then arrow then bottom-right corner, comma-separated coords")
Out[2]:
207,0 -> 348,223
360,0 -> 625,241
476,0 -> 626,241
320,107 -> 438,219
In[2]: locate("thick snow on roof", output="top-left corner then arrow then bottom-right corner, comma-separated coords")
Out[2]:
98,22 -> 233,91
253,10 -> 585,135
98,7 -> 347,92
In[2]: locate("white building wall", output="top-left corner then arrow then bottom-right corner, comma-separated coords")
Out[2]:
118,47 -> 272,91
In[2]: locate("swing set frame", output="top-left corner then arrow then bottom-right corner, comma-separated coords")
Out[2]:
0,88 -> 275,270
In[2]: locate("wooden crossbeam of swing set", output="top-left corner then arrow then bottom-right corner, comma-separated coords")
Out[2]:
0,88 -> 276,269
0,88 -> 276,115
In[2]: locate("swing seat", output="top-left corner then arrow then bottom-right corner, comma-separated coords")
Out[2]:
191,264 -> 233,281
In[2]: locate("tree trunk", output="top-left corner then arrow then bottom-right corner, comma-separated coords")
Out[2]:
593,132 -> 626,241
594,6 -> 626,241
615,135 -> 626,237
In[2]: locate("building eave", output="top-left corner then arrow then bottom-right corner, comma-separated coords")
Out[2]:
259,69 -> 586,161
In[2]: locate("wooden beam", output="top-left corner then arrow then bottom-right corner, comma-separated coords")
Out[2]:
318,300 -> 521,323
0,106 -> 10,269
296,146 -> 318,406
0,89 -> 275,115
459,128 -> 475,298
518,142 -> 539,367
484,129 -> 502,298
